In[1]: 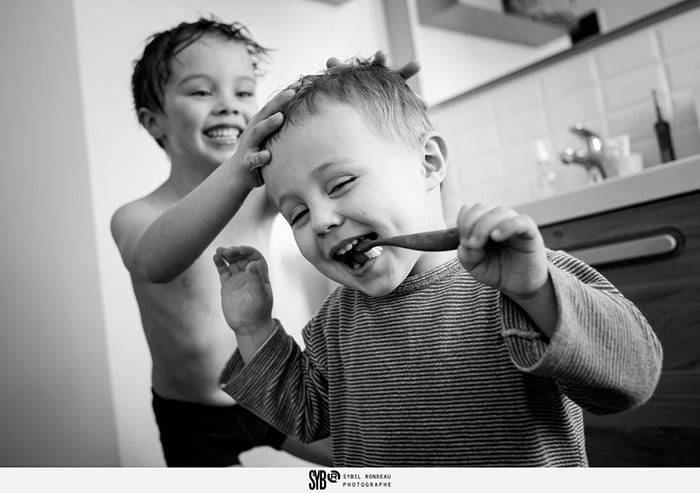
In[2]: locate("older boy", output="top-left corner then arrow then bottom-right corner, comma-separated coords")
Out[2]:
110,18 -> 333,467
214,57 -> 663,466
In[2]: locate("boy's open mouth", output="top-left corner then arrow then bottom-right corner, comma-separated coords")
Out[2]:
204,125 -> 242,145
332,233 -> 383,269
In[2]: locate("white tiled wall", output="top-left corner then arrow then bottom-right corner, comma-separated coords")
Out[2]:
431,6 -> 700,223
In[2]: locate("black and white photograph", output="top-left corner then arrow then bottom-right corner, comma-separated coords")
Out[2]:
1,0 -> 699,489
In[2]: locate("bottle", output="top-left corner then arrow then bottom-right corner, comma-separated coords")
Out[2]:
652,89 -> 676,163
534,140 -> 558,198
607,134 -> 643,177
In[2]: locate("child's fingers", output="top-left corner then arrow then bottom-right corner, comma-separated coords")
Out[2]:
457,242 -> 486,271
213,248 -> 231,278
489,214 -> 539,244
246,262 -> 266,293
223,245 -> 265,266
237,245 -> 264,260
247,260 -> 272,292
223,250 -> 256,273
373,50 -> 387,66
247,150 -> 271,173
248,257 -> 270,284
220,246 -> 251,269
219,246 -> 239,262
248,112 -> 284,147
468,207 -> 519,248
255,88 -> 294,123
397,60 -> 421,81
456,203 -> 490,244
325,56 -> 342,69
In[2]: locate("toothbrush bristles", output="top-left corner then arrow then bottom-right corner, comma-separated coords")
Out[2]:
365,246 -> 383,259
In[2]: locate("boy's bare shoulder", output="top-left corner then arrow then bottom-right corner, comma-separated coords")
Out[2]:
111,189 -> 173,261
112,192 -> 161,237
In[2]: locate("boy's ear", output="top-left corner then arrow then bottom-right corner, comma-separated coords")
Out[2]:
137,108 -> 166,142
420,131 -> 448,190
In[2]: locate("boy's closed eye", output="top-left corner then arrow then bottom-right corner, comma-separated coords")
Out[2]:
327,176 -> 356,195
283,178 -> 357,226
289,206 -> 308,227
282,173 -> 359,226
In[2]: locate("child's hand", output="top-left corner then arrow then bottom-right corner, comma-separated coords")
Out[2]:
326,51 -> 425,110
213,246 -> 274,336
326,50 -> 421,81
226,88 -> 295,189
456,204 -> 548,300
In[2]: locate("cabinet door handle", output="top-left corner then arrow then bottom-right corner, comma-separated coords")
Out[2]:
569,233 -> 678,266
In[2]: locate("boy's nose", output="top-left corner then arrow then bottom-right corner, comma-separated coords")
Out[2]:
214,95 -> 240,115
311,205 -> 343,236
214,104 -> 239,115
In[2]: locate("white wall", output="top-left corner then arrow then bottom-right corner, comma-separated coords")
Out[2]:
71,0 -> 389,466
0,0 -> 119,466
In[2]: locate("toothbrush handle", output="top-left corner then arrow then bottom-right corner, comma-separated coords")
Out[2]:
376,227 -> 460,251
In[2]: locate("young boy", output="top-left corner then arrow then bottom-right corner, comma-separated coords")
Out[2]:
213,57 -> 663,466
110,17 -> 335,467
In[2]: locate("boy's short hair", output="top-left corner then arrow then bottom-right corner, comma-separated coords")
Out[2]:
266,56 -> 432,151
132,16 -> 269,118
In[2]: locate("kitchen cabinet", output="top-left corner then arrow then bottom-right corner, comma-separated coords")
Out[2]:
539,190 -> 700,466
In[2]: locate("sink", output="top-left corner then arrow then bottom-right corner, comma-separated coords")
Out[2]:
516,154 -> 700,226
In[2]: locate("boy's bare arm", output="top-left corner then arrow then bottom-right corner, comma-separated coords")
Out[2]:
125,162 -> 257,282
213,246 -> 277,363
124,90 -> 294,283
455,203 -> 557,338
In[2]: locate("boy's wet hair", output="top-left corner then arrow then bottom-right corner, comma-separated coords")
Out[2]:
266,55 -> 431,151
131,16 -> 269,132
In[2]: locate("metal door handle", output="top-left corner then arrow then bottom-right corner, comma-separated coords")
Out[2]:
569,233 -> 678,266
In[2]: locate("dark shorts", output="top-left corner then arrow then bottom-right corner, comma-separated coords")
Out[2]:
151,390 -> 286,467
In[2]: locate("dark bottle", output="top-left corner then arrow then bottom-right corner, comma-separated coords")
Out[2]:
652,89 -> 676,163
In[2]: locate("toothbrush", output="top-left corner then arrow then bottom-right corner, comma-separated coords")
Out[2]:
356,227 -> 460,252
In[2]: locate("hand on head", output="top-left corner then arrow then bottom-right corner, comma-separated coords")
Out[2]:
224,88 -> 296,189
326,50 -> 421,81
231,50 -> 424,188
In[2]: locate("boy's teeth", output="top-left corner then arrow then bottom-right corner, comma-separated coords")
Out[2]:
205,127 -> 240,142
335,235 -> 381,268
338,241 -> 357,255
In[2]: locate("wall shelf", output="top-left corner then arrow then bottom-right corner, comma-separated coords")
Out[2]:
416,0 -> 568,46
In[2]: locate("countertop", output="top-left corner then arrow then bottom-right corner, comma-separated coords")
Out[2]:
516,154 -> 700,226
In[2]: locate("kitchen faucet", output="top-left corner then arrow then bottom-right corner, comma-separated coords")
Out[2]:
559,123 -> 607,182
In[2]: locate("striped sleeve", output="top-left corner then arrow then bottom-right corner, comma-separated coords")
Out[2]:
219,319 -> 331,443
501,250 -> 663,415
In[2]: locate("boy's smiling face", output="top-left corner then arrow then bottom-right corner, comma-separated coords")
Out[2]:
144,34 -> 258,170
263,100 -> 449,296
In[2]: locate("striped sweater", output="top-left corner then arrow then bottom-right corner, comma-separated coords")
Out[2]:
220,251 -> 662,466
